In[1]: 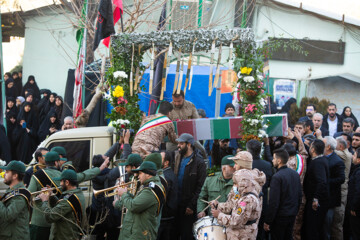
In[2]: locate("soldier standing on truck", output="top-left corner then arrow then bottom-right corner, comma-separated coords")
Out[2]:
132,101 -> 178,159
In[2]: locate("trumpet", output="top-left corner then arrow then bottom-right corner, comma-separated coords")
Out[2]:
31,187 -> 58,196
93,181 -> 139,198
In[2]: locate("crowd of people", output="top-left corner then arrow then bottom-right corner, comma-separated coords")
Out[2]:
0,87 -> 360,240
2,71 -> 75,164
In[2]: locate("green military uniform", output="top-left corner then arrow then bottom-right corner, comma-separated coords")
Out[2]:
144,153 -> 168,228
0,182 -> 31,240
28,151 -> 100,239
197,155 -> 235,216
28,166 -> 62,238
115,161 -> 165,240
197,172 -> 233,215
40,187 -> 85,240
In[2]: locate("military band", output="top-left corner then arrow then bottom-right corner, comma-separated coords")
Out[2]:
0,142 -> 265,240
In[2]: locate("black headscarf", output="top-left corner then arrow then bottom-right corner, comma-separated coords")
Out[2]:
17,102 -> 38,129
341,106 -> 359,130
5,78 -> 16,98
54,96 -> 63,121
280,98 -> 297,114
38,110 -> 61,142
6,97 -> 18,116
22,75 -> 41,101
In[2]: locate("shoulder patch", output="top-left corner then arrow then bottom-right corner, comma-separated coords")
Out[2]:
234,194 -> 240,200
237,207 -> 243,215
149,182 -> 155,188
208,172 -> 215,177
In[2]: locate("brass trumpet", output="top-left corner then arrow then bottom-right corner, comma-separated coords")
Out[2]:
93,181 -> 139,198
31,187 -> 58,196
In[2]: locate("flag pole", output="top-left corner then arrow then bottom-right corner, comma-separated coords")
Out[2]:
82,0 -> 89,110
0,12 -> 6,131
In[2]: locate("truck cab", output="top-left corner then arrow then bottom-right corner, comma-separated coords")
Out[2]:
0,126 -> 117,204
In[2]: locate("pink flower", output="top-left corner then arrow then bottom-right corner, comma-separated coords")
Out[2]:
245,104 -> 256,113
261,90 -> 264,94
117,97 -> 128,104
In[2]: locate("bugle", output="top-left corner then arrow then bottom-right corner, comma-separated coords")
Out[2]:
31,187 -> 58,196
93,181 -> 138,198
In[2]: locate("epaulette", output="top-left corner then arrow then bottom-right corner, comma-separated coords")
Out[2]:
207,172 -> 215,177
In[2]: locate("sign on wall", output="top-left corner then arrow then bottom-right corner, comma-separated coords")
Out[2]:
273,79 -> 296,109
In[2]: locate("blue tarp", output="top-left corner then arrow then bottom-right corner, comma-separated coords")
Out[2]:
138,64 -> 233,117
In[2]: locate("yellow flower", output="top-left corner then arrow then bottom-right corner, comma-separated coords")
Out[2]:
0,172 -> 4,178
240,67 -> 252,75
113,86 -> 124,98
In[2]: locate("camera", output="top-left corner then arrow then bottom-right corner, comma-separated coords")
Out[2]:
118,129 -> 135,137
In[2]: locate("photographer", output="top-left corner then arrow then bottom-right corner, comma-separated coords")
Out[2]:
86,155 -> 121,240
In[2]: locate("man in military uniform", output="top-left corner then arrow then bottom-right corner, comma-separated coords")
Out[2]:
132,101 -> 177,159
28,151 -> 108,239
210,151 -> 266,240
51,146 -> 76,171
0,161 -> 31,239
24,147 -> 48,186
108,153 -> 143,183
197,155 -> 235,218
38,169 -> 85,240
169,90 -> 199,120
115,161 -> 165,240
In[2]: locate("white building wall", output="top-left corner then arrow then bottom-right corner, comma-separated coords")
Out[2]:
254,4 -> 360,80
22,10 -> 78,96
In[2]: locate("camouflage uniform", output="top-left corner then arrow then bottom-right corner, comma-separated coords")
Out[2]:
331,149 -> 352,240
216,169 -> 265,240
169,100 -> 199,120
197,172 -> 233,216
287,139 -> 308,240
132,113 -> 177,158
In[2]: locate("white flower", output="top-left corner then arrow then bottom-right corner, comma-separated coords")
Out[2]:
243,76 -> 255,83
113,71 -> 128,79
237,71 -> 242,79
263,124 -> 269,129
0,160 -> 6,166
103,91 -> 111,100
260,98 -> 266,107
257,75 -> 264,80
258,129 -> 268,138
116,119 -> 130,125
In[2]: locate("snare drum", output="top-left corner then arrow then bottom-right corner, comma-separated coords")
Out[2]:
193,216 -> 226,240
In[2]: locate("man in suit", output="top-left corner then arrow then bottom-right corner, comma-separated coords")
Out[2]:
303,139 -> 330,240
323,136 -> 345,239
313,113 -> 329,138
247,139 -> 273,240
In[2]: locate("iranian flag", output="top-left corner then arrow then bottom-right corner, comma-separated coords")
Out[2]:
173,114 -> 288,140
74,0 -> 87,119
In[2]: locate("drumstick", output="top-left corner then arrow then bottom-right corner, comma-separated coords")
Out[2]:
201,195 -> 221,213
200,199 -> 210,204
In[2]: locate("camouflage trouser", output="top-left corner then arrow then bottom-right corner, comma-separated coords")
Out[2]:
226,226 -> 258,240
293,195 -> 306,240
331,186 -> 348,240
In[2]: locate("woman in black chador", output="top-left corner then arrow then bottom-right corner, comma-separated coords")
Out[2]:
38,110 -> 61,142
16,102 -> 39,164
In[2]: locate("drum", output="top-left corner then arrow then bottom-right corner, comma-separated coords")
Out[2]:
193,216 -> 226,240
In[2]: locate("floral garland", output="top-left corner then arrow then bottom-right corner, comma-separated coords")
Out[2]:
234,44 -> 268,144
